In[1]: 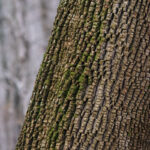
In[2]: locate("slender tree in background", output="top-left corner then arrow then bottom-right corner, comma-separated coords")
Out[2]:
16,0 -> 150,149
0,0 -> 59,149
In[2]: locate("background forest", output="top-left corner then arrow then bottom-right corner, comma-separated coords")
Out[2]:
0,0 -> 59,149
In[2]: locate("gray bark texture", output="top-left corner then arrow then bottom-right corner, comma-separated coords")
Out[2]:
0,0 -> 59,150
16,0 -> 150,149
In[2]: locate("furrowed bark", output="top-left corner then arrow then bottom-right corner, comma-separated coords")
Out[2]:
16,0 -> 150,149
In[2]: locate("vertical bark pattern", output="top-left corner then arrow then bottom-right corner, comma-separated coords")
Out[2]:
16,0 -> 150,149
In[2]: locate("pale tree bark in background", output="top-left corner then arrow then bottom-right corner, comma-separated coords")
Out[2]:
0,0 -> 59,150
16,0 -> 150,149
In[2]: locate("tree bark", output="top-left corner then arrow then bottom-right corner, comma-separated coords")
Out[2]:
16,0 -> 150,149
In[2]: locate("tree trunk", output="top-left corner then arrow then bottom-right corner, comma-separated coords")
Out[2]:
16,0 -> 150,149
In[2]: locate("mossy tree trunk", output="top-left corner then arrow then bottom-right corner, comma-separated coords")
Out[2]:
16,0 -> 150,149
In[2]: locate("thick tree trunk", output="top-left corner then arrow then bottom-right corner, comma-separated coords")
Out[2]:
16,0 -> 150,149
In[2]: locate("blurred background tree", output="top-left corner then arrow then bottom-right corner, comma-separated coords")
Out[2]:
0,0 -> 59,149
